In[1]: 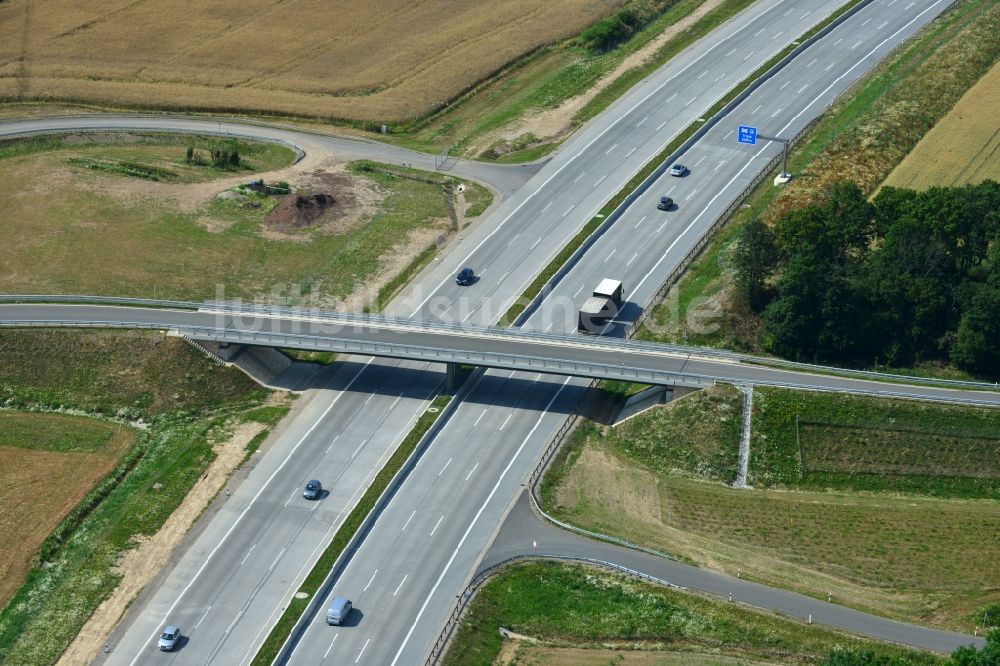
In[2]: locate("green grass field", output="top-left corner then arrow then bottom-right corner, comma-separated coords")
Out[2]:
543,387 -> 1000,631
443,561 -> 941,666
0,331 -> 281,665
0,135 -> 478,307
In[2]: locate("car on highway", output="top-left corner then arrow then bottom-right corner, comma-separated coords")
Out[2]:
303,479 -> 322,500
158,625 -> 181,651
326,597 -> 353,625
657,196 -> 674,210
455,267 -> 475,286
669,163 -> 688,176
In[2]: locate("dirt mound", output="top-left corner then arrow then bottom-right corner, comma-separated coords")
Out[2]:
266,193 -> 336,229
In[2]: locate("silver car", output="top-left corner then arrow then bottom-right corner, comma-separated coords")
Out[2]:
158,625 -> 181,651
669,163 -> 688,176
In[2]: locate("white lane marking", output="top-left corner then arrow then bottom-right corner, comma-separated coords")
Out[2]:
625,147 -> 637,158
627,253 -> 638,267
754,28 -> 764,37
324,434 -> 340,455
683,97 -> 696,108
751,104 -> 762,114
429,514 -> 444,536
125,360 -> 377,660
540,200 -> 553,213
506,232 -> 521,246
195,607 -> 212,629
771,30 -> 784,41
834,37 -> 843,45
390,395 -> 402,409
779,80 -> 790,90
666,92 -> 677,102
852,40 -> 862,49
390,378 -> 572,666
797,84 -> 808,94
723,129 -> 734,140
408,16 -> 744,316
605,143 -> 617,155
283,490 -> 297,508
656,121 -> 667,131
604,248 -> 616,262
878,21 -> 888,29
351,439 -> 367,459
770,108 -> 782,118
239,544 -> 256,566
806,58 -> 817,68
636,116 -> 648,127
545,321 -> 555,332
465,462 -> 479,481
224,610 -> 244,636
714,160 -> 725,172
574,284 -> 585,297
594,174 -> 607,187
401,510 -> 416,532
825,61 -> 835,71
714,74 -> 725,83
474,408 -> 488,427
694,155 -> 707,167
438,457 -> 452,476
631,0 -> 953,303
634,214 -> 647,229
697,70 -> 707,79
667,185 -> 677,194
393,574 -> 408,597
562,203 -> 576,217
656,221 -> 667,233
268,547 -> 287,572
323,634 -> 339,659
861,17 -> 871,26
529,237 -> 541,250
363,569 -> 378,591
725,48 -> 736,57
888,0 -> 897,4
572,171 -> 585,183
500,413 -> 513,430
356,638 -> 370,663
363,393 -> 373,405
685,189 -> 699,200
784,8 -> 793,15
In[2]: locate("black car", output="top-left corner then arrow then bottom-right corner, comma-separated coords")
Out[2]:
657,196 -> 674,210
303,479 -> 322,500
456,267 -> 475,286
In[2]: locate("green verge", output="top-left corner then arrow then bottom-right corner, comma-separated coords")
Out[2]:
280,349 -> 339,365
499,0 -> 867,325
749,388 -> 1000,498
251,394 -> 452,666
637,0 -> 1000,361
0,330 -> 279,665
442,561 -> 941,666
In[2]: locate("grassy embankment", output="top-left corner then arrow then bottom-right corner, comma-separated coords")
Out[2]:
542,385 -> 1000,632
636,0 -> 1000,364
443,561 -> 942,666
0,134 -> 488,307
0,329 -> 288,665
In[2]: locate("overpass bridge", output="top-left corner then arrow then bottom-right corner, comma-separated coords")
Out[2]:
2,297 -> 999,407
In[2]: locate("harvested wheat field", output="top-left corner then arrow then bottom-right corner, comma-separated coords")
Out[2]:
0,0 -> 622,122
0,412 -> 134,607
883,60 -> 1000,190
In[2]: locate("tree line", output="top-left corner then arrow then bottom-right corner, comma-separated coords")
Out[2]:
734,180 -> 1000,376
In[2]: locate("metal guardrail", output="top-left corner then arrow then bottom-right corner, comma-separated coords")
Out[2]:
3,295 -> 997,392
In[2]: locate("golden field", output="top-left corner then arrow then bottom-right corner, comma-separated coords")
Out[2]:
0,0 -> 622,121
884,60 -> 1000,190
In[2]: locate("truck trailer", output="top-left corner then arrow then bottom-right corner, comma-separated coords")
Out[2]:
578,279 -> 624,334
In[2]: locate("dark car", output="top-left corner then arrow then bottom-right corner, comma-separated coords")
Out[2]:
669,163 -> 688,177
456,267 -> 475,286
303,479 -> 322,500
657,196 -> 674,210
158,625 -> 181,651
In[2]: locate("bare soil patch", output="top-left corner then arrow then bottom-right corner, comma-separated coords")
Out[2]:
0,422 -> 133,607
56,420 -> 269,666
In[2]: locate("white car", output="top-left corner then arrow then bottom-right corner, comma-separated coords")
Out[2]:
158,625 -> 181,651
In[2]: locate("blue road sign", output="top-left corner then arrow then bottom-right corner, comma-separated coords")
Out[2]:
738,125 -> 757,145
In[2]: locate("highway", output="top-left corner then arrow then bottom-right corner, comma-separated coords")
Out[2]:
284,0 -> 976,664
3,302 -> 999,406
45,0 -> 862,663
0,0 -> 968,663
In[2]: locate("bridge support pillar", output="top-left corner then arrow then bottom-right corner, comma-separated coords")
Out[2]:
446,362 -> 461,394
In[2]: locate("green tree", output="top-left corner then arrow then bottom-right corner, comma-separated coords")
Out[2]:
948,628 -> 1000,666
733,217 -> 780,310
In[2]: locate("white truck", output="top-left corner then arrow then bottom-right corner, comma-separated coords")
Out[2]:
577,278 -> 624,334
